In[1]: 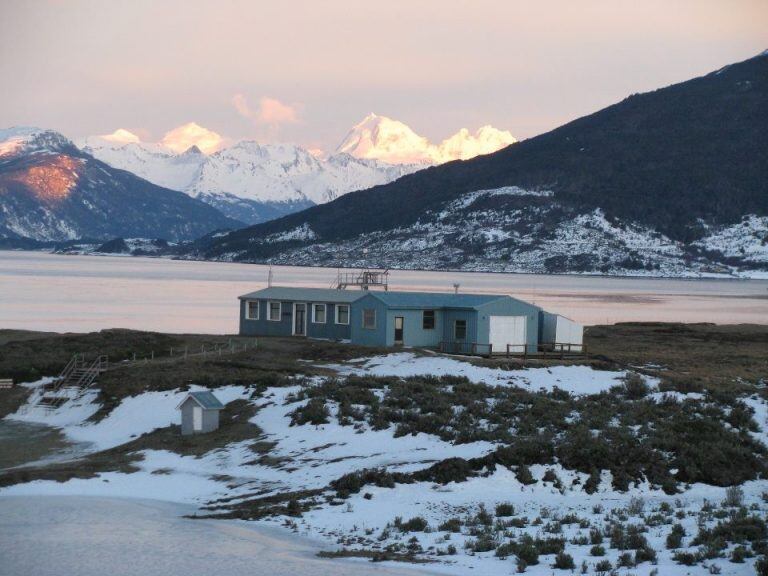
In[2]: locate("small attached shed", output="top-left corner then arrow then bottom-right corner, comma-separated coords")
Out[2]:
539,312 -> 584,351
177,391 -> 224,435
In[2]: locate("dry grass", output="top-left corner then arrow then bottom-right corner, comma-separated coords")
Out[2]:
584,323 -> 768,390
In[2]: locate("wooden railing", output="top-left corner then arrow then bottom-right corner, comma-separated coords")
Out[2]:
438,341 -> 493,357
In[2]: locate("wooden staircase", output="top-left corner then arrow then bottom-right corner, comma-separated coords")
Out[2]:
30,354 -> 108,411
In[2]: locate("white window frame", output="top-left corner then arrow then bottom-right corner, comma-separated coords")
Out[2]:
335,304 -> 350,325
422,309 -> 436,330
267,301 -> 282,322
312,303 -> 327,324
245,300 -> 260,320
362,308 -> 376,330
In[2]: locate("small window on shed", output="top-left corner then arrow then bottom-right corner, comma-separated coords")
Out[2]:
336,304 -> 350,325
245,300 -> 259,320
454,319 -> 467,340
422,309 -> 435,330
312,303 -> 326,323
268,301 -> 282,321
363,308 -> 376,330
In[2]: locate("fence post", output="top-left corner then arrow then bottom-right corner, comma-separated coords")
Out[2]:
133,352 -> 136,362
170,347 -> 173,357
184,346 -> 188,359
151,351 -> 154,360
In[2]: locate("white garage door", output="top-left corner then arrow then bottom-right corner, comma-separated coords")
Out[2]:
489,316 -> 527,353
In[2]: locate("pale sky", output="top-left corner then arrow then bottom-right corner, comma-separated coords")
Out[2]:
1,0 -> 766,151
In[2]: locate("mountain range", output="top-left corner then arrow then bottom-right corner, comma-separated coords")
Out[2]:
0,128 -> 237,242
78,114 -> 514,224
187,51 -> 768,276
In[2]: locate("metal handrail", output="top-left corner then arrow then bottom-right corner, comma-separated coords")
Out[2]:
51,353 -> 84,392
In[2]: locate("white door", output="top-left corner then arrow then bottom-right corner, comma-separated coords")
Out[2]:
488,316 -> 527,353
193,406 -> 203,431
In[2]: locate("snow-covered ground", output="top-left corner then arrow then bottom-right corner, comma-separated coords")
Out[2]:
2,353 -> 766,576
323,352 -> 640,395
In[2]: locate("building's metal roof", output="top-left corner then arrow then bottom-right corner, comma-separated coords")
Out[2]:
365,291 -> 520,310
238,286 -> 368,303
177,391 -> 225,411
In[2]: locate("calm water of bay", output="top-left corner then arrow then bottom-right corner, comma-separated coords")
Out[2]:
1,251 -> 766,333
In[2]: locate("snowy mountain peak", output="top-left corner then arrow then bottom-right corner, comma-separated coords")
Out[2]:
100,129 -> 141,144
336,114 -> 432,165
335,113 -> 516,165
0,127 -> 75,158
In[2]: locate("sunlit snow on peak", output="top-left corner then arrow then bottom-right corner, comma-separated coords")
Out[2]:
99,129 -> 141,144
160,122 -> 224,154
336,113 -> 516,165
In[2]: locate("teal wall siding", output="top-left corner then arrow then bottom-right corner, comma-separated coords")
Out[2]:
384,308 -> 442,347
442,309 -> 478,344
239,299 -> 352,339
475,298 -> 541,352
350,294 -> 388,346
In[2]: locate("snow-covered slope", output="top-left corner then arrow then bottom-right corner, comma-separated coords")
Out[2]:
191,186 -> 768,277
336,113 -> 517,164
79,134 -> 420,224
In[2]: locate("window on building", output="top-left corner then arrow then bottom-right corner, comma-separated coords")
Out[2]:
245,300 -> 259,320
422,309 -> 435,330
335,304 -> 350,325
312,303 -> 326,323
268,301 -> 282,321
363,308 -> 376,329
454,319 -> 467,340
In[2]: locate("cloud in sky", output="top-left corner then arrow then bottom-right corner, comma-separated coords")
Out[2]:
232,94 -> 300,127
160,122 -> 224,154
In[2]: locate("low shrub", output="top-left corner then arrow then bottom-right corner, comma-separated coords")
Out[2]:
590,545 -> 606,556
553,551 -> 575,570
438,517 -> 462,533
516,543 -> 539,566
672,550 -> 700,565
594,559 -> 612,573
395,516 -> 429,532
495,502 -> 515,517
666,523 -> 686,549
288,398 -> 329,426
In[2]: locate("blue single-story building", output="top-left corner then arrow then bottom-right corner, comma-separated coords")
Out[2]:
238,286 -> 582,354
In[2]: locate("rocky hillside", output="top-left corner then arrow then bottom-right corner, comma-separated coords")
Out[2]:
187,52 -> 768,276
0,128 -> 239,242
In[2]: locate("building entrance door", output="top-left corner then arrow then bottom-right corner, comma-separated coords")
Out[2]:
394,316 -> 404,344
294,303 -> 306,336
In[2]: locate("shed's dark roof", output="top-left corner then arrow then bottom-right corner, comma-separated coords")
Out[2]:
184,391 -> 225,410
365,291 -> 526,310
238,286 -> 367,303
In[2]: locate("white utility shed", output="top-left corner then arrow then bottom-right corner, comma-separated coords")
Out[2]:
540,313 -> 583,351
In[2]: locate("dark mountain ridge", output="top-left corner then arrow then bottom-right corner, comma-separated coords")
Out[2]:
195,51 -> 767,263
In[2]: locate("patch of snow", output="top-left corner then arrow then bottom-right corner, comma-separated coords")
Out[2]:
323,352 -> 637,395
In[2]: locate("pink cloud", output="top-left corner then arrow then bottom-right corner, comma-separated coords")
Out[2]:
232,94 -> 300,127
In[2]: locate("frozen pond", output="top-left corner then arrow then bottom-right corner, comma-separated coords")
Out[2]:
0,250 -> 766,333
0,496 -> 435,576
